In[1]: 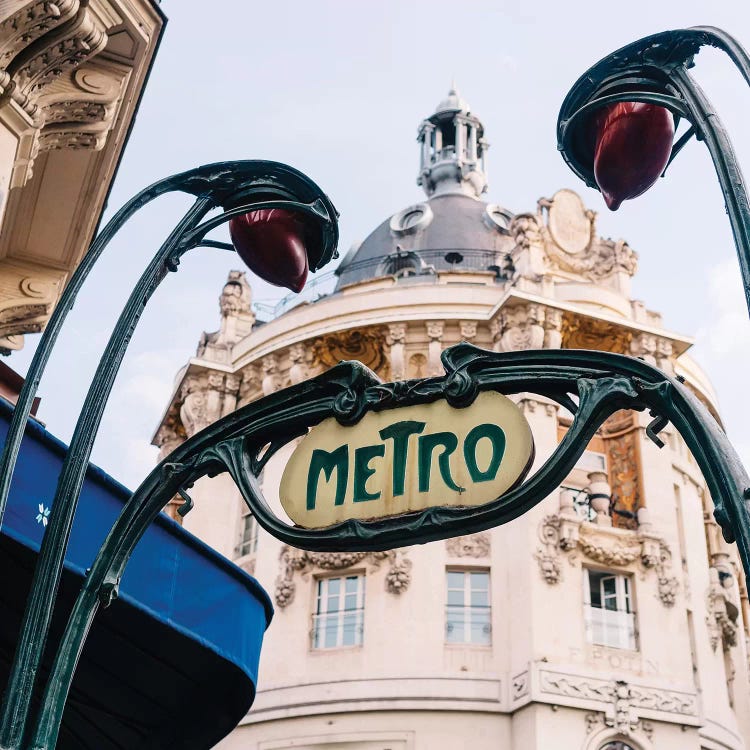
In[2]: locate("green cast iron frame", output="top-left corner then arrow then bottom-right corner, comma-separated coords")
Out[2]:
0,160 -> 339,749
557,25 -> 750,316
26,342 -> 750,748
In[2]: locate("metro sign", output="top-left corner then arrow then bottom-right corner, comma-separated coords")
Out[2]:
280,391 -> 534,528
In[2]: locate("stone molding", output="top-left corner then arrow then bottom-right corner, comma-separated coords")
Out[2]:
538,669 -> 698,719
274,546 -> 413,609
0,1 -> 134,185
0,262 -> 60,347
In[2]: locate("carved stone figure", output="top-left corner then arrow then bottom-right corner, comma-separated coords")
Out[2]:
198,272 -> 255,363
496,303 -> 545,352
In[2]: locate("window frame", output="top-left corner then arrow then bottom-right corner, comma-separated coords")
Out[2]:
445,568 -> 492,647
311,573 -> 366,651
235,506 -> 259,559
583,568 -> 637,651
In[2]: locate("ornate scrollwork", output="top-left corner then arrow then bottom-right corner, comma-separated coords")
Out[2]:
536,505 -> 679,607
274,545 -> 412,608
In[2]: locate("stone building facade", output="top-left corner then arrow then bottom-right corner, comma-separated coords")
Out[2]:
0,0 -> 164,353
153,89 -> 750,750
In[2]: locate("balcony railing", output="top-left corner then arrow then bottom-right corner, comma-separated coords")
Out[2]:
584,605 -> 636,650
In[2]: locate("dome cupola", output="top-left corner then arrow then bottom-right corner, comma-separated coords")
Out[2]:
417,85 -> 489,199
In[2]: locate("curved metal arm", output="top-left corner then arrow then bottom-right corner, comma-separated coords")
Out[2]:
557,26 -> 750,316
0,160 -> 338,748
31,342 -> 750,745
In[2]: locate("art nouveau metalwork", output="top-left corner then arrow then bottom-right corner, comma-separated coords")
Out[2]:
0,160 -> 338,748
557,25 -> 750,316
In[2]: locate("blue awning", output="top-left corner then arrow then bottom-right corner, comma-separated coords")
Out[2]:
0,399 -> 273,749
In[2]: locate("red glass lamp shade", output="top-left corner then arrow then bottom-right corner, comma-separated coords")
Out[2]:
229,208 -> 318,293
591,102 -> 675,210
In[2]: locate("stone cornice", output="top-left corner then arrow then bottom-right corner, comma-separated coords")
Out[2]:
0,0 -> 164,348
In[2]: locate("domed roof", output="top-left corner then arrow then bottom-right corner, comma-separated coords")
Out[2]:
334,193 -> 514,290
435,84 -> 470,114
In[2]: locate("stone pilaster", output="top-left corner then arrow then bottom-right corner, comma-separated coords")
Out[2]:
288,343 -> 308,385
387,323 -> 407,380
262,354 -> 280,396
425,320 -> 444,376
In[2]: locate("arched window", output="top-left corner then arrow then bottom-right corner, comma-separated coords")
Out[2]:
600,742 -> 637,750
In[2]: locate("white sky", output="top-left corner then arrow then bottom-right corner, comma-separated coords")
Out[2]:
9,0 -> 750,488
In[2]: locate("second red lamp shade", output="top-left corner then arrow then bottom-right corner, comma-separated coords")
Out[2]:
591,102 -> 675,211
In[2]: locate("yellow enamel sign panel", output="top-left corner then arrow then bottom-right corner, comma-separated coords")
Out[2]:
279,391 -> 534,529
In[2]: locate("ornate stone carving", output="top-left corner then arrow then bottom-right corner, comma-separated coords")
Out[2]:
537,494 -> 679,607
509,213 -> 546,281
706,567 -> 739,652
540,670 -> 697,718
542,307 -> 563,349
312,329 -> 387,375
578,535 -> 640,566
0,268 -> 60,345
655,337 -> 674,375
274,546 -> 412,608
537,191 -> 638,280
0,1 -> 79,70
446,532 -> 491,558
561,314 -> 633,354
629,332 -> 657,366
496,303 -> 545,352
179,375 -> 210,437
459,320 -> 477,341
198,271 -> 255,363
535,515 -> 563,584
153,411 -> 187,461
238,365 -> 260,405
511,671 -> 529,700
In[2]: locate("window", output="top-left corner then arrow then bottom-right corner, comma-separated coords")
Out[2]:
446,570 -> 491,645
600,743 -> 637,750
235,507 -> 258,557
576,449 -> 607,473
584,570 -> 636,650
313,575 -> 365,649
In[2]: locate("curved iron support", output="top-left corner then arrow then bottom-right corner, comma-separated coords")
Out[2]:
557,25 -> 750,316
30,342 -> 750,745
0,161 -> 338,749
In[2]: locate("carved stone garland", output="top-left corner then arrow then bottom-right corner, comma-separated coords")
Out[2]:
535,513 -> 679,607
274,546 -> 412,608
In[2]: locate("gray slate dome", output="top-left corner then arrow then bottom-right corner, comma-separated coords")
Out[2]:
334,193 -> 514,290
334,87 -> 514,291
